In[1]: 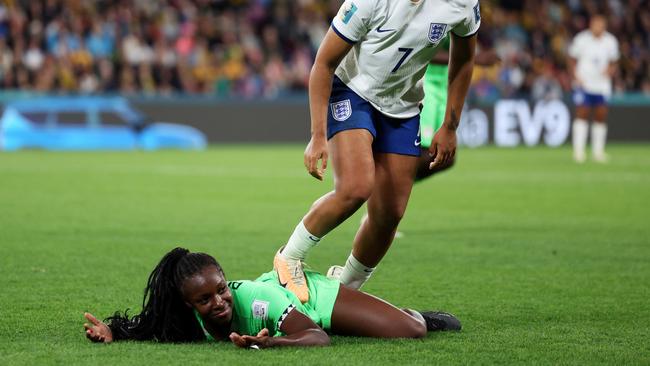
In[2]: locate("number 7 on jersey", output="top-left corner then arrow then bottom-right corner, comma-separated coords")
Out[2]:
391,47 -> 414,73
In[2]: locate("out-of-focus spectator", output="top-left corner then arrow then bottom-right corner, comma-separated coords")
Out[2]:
532,60 -> 563,102
0,0 -> 647,99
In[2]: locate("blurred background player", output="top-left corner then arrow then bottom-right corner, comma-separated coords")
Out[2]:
568,14 -> 619,163
274,0 -> 480,300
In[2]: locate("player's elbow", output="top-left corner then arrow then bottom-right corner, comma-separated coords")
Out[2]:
311,58 -> 337,78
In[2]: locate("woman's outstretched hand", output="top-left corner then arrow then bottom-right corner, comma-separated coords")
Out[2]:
229,328 -> 270,349
83,312 -> 113,343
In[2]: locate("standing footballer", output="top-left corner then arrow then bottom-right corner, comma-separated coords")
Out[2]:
274,0 -> 480,301
568,14 -> 619,163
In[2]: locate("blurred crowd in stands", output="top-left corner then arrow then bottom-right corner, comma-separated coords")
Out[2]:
0,0 -> 649,100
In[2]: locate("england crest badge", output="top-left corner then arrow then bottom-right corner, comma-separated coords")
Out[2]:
331,99 -> 352,121
428,23 -> 447,44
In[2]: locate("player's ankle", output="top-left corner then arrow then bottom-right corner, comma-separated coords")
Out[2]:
339,253 -> 375,289
282,220 -> 321,260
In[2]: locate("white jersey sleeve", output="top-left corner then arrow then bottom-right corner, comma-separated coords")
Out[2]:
451,0 -> 481,37
568,33 -> 585,60
607,35 -> 620,63
331,0 -> 377,44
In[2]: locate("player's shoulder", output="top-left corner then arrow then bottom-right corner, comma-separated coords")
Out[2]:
358,0 -> 387,14
229,279 -> 269,292
456,0 -> 479,7
231,279 -> 285,297
335,0 -> 384,26
229,280 -> 286,311
574,30 -> 591,41
346,0 -> 386,10
603,31 -> 619,44
437,0 -> 479,11
228,279 -> 255,294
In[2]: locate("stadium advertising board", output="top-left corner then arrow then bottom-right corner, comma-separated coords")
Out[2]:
122,98 -> 650,145
458,99 -> 571,148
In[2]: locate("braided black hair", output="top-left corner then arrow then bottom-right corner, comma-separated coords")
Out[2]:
105,247 -> 224,342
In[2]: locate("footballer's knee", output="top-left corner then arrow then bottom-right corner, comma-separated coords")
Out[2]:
369,203 -> 407,229
335,181 -> 373,210
395,319 -> 427,339
411,323 -> 427,338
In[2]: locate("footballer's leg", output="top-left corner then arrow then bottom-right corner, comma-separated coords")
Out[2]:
329,145 -> 456,284
572,103 -> 591,163
276,129 -> 375,302
330,285 -> 426,338
334,65 -> 451,265
337,152 -> 419,289
591,104 -> 609,162
276,74 -> 379,302
333,110 -> 421,289
330,285 -> 461,337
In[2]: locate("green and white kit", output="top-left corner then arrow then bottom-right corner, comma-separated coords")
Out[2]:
195,270 -> 340,340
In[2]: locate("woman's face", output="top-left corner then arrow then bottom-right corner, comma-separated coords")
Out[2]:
181,266 -> 233,327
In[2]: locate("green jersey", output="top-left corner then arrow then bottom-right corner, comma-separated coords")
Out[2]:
195,270 -> 340,340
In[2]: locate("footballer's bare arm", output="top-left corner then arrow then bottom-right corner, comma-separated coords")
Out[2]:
304,28 -> 354,180
429,32 -> 476,168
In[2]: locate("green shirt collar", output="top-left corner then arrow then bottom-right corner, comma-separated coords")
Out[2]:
193,309 -> 215,342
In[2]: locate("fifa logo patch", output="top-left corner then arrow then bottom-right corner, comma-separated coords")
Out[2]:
252,300 -> 269,320
428,23 -> 447,44
331,99 -> 352,121
340,2 -> 358,24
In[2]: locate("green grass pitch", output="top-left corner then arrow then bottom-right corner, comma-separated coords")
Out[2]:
1,144 -> 649,365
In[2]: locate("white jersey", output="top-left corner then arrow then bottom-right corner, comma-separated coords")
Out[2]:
331,0 -> 481,118
568,30 -> 619,96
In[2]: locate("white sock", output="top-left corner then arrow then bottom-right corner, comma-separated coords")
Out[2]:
281,220 -> 321,260
572,119 -> 588,159
591,122 -> 608,158
339,253 -> 375,290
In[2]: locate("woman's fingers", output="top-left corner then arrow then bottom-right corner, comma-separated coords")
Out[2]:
229,332 -> 248,348
308,154 -> 324,180
321,151 -> 328,172
84,312 -> 100,326
86,328 -> 102,342
430,150 -> 443,169
241,335 -> 263,346
428,143 -> 439,169
308,155 -> 319,179
256,328 -> 269,337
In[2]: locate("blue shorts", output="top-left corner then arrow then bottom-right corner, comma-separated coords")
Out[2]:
573,89 -> 607,107
327,76 -> 421,157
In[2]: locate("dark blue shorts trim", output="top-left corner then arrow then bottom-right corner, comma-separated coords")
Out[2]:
331,24 -> 356,44
327,76 -> 421,157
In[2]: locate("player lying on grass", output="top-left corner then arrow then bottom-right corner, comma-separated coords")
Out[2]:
83,248 -> 460,348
